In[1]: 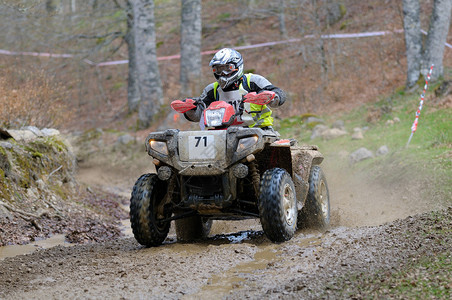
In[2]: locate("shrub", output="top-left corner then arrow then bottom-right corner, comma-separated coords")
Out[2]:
0,65 -> 71,129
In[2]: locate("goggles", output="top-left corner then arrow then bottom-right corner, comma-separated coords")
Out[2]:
212,64 -> 237,76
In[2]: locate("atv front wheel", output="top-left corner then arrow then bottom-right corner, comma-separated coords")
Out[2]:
258,168 -> 297,242
299,165 -> 330,230
130,174 -> 171,247
175,216 -> 212,242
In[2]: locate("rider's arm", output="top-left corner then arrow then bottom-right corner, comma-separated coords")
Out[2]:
184,83 -> 216,122
248,74 -> 287,108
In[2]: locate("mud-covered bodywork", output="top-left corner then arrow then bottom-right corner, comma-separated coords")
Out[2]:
143,127 -> 324,217
130,91 -> 330,245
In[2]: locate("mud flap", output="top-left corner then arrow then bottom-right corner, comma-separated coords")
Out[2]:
290,146 -> 324,209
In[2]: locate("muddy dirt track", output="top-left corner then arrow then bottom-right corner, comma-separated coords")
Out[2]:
1,157 -> 451,299
1,209 -> 450,299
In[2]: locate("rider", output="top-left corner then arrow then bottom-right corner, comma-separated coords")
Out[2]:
184,48 -> 287,129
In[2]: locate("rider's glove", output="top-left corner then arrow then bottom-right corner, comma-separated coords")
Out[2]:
268,93 -> 280,108
261,88 -> 286,107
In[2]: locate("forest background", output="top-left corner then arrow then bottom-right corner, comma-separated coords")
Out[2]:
0,0 -> 451,134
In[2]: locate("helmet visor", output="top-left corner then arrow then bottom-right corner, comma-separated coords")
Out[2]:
212,64 -> 237,76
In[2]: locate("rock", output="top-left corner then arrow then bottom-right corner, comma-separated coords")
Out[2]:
310,124 -> 329,140
386,120 -> 394,126
351,128 -> 364,140
311,124 -> 347,140
36,179 -> 46,190
351,132 -> 364,140
376,145 -> 389,156
349,147 -> 374,164
26,188 -> 39,201
41,128 -> 61,136
0,132 -> 76,209
332,120 -> 345,131
393,117 -> 400,123
116,134 -> 135,145
322,128 -> 347,140
305,117 -> 325,125
0,205 -> 13,220
0,141 -> 13,149
22,126 -> 43,137
5,129 -> 37,141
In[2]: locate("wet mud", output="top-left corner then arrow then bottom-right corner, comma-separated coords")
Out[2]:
0,207 -> 450,299
1,153 -> 450,298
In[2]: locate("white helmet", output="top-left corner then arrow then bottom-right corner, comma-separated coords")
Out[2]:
209,48 -> 244,89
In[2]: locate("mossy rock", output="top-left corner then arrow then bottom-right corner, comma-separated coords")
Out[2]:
300,113 -> 320,121
0,134 -> 76,204
0,146 -> 11,174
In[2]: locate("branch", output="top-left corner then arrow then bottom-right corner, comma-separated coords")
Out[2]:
48,165 -> 63,179
0,200 -> 48,221
71,31 -> 123,40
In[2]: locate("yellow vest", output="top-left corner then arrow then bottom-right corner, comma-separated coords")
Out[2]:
213,74 -> 273,127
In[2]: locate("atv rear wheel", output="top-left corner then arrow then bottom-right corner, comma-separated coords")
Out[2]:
175,216 -> 212,242
298,166 -> 330,230
130,174 -> 171,247
258,168 -> 297,242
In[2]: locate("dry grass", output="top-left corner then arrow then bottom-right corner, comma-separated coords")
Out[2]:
1,0 -> 450,132
0,64 -> 72,129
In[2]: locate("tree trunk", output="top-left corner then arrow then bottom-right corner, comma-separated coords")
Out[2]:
423,0 -> 452,81
46,0 -> 58,13
71,0 -> 76,13
402,0 -> 422,87
278,0 -> 288,39
131,0 -> 163,129
125,1 -> 141,113
180,0 -> 202,96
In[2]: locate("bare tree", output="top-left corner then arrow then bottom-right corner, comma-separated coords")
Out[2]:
402,0 -> 451,86
422,0 -> 452,80
402,0 -> 422,88
180,0 -> 202,96
278,0 -> 288,39
125,1 -> 140,112
131,0 -> 163,128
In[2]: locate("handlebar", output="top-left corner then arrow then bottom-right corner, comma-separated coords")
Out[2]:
171,91 -> 275,114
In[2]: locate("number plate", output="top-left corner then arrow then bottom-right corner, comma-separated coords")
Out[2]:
188,135 -> 216,160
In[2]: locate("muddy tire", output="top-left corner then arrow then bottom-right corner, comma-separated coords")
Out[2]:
298,166 -> 330,230
175,216 -> 212,242
130,173 -> 171,247
258,168 -> 297,243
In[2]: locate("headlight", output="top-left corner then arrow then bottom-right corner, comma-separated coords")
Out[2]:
237,135 -> 258,152
205,108 -> 225,127
149,140 -> 168,155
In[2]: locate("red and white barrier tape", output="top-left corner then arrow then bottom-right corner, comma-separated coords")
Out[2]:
421,29 -> 452,49
406,64 -> 434,147
1,29 -> 450,66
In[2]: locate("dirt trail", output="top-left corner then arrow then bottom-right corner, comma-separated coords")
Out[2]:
1,154 -> 449,299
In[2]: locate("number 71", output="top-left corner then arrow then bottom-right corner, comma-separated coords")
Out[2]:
194,136 -> 207,147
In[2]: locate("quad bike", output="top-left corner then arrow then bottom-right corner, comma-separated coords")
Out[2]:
130,91 -> 330,247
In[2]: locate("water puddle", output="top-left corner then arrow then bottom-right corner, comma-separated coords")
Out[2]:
186,243 -> 280,299
0,234 -> 71,260
188,234 -> 324,299
297,236 -> 322,248
119,203 -> 134,238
